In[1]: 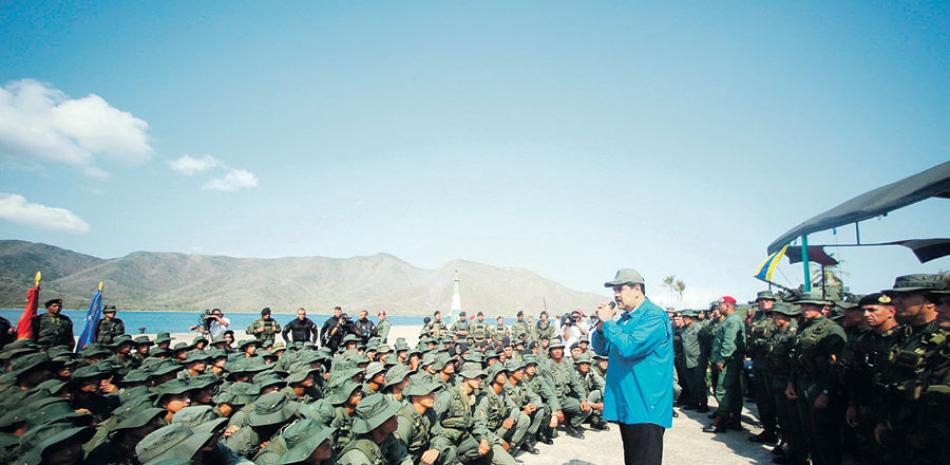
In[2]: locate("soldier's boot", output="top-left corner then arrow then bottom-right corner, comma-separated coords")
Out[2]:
749,430 -> 779,444
537,428 -> 554,445
562,422 -> 584,439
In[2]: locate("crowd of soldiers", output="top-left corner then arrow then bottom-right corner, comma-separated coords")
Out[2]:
670,273 -> 949,465
0,301 -> 612,465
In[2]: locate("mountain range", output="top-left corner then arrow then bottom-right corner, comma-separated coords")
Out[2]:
0,240 -> 605,315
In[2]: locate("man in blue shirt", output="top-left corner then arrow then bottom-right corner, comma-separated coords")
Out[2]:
592,269 -> 674,465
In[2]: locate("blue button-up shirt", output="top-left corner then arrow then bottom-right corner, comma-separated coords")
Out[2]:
591,297 -> 674,428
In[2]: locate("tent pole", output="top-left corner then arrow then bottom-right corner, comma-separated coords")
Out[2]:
802,235 -> 812,292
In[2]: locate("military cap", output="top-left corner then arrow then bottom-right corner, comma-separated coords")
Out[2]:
930,274 -> 950,295
883,274 -> 947,294
237,338 -> 259,350
383,364 -> 411,388
431,354 -> 451,371
182,350 -> 211,365
79,344 -> 112,358
207,348 -> 229,361
756,290 -> 777,301
186,373 -> 219,390
170,405 -> 222,428
28,397 -> 92,427
459,362 -> 486,379
483,349 -> 500,360
172,342 -> 190,352
44,298 -> 63,307
287,367 -> 320,384
365,361 -> 387,379
486,363 -> 509,382
111,406 -> 167,433
402,382 -> 442,396
254,371 -> 287,390
592,353 -> 608,361
793,291 -> 831,306
71,362 -> 113,381
149,361 -> 184,378
149,348 -> 172,358
328,379 -> 362,405
248,392 -> 297,427
271,341 -> 286,351
352,394 -> 401,434
103,305 -> 117,313
224,381 -> 260,405
11,352 -> 55,376
277,418 -> 335,465
573,354 -> 593,365
191,335 -> 208,345
771,302 -> 802,317
476,311 -> 484,316
341,334 -> 361,345
0,407 -> 26,429
523,355 -> 539,365
154,332 -> 172,344
19,421 -> 94,465
110,335 -> 134,347
1,346 -> 37,363
547,338 -> 566,350
136,423 -> 214,465
133,335 -> 153,346
30,378 -> 67,395
420,353 -> 436,367
155,379 -> 200,404
678,309 -> 695,318
604,269 -> 645,288
505,359 -> 526,371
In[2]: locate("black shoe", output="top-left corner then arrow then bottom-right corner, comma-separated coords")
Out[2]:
564,425 -> 585,439
538,435 -> 553,445
681,404 -> 696,411
771,446 -> 785,456
695,405 -> 710,413
589,421 -> 610,431
519,443 -> 540,455
702,424 -> 727,433
749,432 -> 779,444
672,410 -> 680,418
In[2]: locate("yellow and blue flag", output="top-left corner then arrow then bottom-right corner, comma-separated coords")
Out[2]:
754,245 -> 788,282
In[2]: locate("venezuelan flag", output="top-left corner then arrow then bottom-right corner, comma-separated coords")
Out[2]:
754,245 -> 789,281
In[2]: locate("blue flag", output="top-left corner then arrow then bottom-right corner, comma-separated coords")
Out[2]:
75,283 -> 104,352
754,245 -> 789,282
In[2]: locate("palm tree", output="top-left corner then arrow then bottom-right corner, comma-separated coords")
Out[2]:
674,280 -> 686,302
662,275 -> 676,305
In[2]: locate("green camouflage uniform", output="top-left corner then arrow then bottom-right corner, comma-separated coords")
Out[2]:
711,312 -> 745,424
96,317 -> 125,344
32,312 -> 74,349
246,318 -> 281,346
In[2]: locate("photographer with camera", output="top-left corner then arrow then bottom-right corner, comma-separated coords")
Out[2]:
206,308 -> 231,337
321,306 -> 355,351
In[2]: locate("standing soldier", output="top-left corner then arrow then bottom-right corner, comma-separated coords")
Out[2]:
534,311 -> 555,343
767,302 -> 804,465
679,310 -> 706,411
786,291 -> 847,465
33,298 -> 74,350
747,291 -> 778,443
423,311 -> 448,339
376,310 -> 392,343
451,311 -> 471,343
471,312 -> 491,345
699,304 -> 723,405
875,274 -> 948,465
96,305 -> 125,344
841,293 -> 899,465
492,316 -> 509,342
246,307 -> 281,347
510,311 -> 530,342
704,296 -> 745,433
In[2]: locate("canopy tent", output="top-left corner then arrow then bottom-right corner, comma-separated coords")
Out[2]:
785,239 -> 950,267
767,161 -> 950,254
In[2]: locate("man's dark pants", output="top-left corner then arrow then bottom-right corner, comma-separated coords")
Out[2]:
618,423 -> 664,465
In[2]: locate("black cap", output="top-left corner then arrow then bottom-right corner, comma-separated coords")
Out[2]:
44,298 -> 63,307
261,307 -> 272,316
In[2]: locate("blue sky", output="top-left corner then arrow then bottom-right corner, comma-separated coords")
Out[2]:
1,2 -> 948,308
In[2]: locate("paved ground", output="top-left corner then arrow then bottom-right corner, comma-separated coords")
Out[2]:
519,400 -> 775,465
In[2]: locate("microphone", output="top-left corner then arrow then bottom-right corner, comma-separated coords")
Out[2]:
608,301 -> 616,310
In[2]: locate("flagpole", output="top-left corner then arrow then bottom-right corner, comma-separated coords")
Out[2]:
801,235 -> 812,292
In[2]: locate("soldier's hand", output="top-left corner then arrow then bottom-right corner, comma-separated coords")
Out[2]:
597,302 -> 616,323
420,449 -> 440,464
784,382 -> 797,400
549,417 -> 558,428
555,410 -> 565,423
259,440 -> 270,449
224,425 -> 240,437
715,362 -> 724,371
874,423 -> 889,445
256,327 -> 265,334
502,418 -> 514,429
845,406 -> 858,427
478,439 -> 490,456
814,392 -> 829,410
580,401 -> 590,412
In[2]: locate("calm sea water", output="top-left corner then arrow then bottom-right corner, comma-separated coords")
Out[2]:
0,309 -> 439,334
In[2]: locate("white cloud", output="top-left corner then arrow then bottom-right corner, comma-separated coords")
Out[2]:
0,79 -> 152,177
203,168 -> 259,192
0,193 -> 90,233
168,154 -> 221,175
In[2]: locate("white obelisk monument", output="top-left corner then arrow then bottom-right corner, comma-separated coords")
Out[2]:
449,269 -> 462,323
